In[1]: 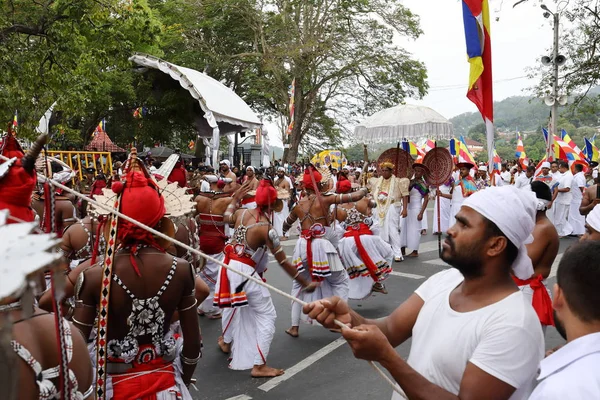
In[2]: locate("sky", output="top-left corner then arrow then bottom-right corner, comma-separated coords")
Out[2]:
268,0 -> 557,148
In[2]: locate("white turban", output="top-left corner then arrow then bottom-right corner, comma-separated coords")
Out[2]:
220,160 -> 231,168
478,166 -> 487,172
462,186 -> 537,279
246,166 -> 255,173
277,167 -> 285,172
588,204 -> 600,233
541,162 -> 551,169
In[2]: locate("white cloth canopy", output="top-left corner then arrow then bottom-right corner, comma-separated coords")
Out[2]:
130,53 -> 262,167
354,104 -> 453,143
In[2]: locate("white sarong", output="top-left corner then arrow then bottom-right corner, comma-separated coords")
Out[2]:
400,188 -> 425,251
273,199 -> 290,237
378,203 -> 403,259
198,252 -> 224,316
554,203 -> 573,237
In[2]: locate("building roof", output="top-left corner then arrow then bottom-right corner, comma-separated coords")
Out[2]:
85,131 -> 126,153
465,138 -> 484,146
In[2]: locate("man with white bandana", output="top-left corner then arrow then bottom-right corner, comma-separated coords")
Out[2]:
581,204 -> 600,241
240,166 -> 259,209
219,159 -> 238,193
273,167 -> 291,239
303,186 -> 544,400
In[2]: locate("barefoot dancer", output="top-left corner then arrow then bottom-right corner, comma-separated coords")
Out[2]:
334,174 -> 393,299
214,179 -> 318,377
283,166 -> 368,338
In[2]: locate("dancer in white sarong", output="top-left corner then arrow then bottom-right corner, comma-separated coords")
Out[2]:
372,161 -> 410,262
400,163 -> 430,257
273,167 -> 291,238
283,166 -> 368,337
333,175 -> 393,299
432,176 -> 453,234
215,180 -> 317,377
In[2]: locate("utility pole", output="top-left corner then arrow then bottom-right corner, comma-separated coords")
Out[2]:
549,12 -> 559,161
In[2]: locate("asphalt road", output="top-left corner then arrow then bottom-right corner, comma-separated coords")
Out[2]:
191,210 -> 577,400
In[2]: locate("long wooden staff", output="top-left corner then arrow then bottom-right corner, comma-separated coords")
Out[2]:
435,143 -> 442,257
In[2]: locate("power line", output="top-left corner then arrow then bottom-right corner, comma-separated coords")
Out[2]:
428,76 -> 528,92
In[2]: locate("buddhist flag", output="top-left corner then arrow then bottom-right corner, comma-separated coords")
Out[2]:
560,129 -> 586,161
491,148 -> 502,172
423,139 -> 436,153
286,79 -> 295,136
463,0 -> 494,170
12,110 -> 18,134
515,133 -> 527,167
91,118 -> 105,138
401,139 -> 420,158
584,137 -> 599,164
450,138 -> 476,167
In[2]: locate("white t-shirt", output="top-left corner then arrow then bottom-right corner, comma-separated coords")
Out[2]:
392,269 -> 544,400
570,172 -> 585,203
556,171 -> 574,205
514,174 -> 533,189
500,171 -> 511,185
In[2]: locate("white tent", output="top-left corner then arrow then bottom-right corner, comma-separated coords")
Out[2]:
130,53 -> 263,167
354,104 -> 453,143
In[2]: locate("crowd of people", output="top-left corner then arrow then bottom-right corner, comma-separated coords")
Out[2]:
1,134 -> 599,399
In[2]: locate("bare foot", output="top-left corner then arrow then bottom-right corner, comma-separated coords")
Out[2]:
285,326 -> 299,338
406,251 -> 418,258
251,364 -> 285,378
207,313 -> 222,320
197,309 -> 205,316
280,236 -> 288,241
420,229 -> 427,236
217,336 -> 231,354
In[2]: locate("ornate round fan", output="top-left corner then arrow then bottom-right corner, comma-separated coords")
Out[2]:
422,147 -> 453,186
377,148 -> 413,178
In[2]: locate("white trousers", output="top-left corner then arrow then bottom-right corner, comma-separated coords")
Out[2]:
291,269 -> 349,327
378,204 -> 403,259
400,206 -> 423,251
569,200 -> 585,235
554,203 -> 573,237
432,197 -> 451,233
273,200 -> 289,237
198,253 -> 224,316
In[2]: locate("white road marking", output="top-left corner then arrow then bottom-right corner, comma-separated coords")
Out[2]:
258,337 -> 347,392
548,253 -> 564,279
423,258 -> 448,266
390,271 -> 425,279
224,395 -> 253,400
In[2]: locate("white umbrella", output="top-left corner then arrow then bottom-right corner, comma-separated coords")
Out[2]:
354,104 -> 454,143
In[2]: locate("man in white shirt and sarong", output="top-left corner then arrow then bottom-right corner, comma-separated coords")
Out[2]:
550,161 -> 574,237
432,176 -> 453,235
400,163 -> 429,258
273,167 -> 291,239
371,161 -> 409,262
529,240 -> 600,399
304,186 -> 544,400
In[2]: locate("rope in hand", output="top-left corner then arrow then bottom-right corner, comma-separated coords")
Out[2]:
41,177 -> 403,395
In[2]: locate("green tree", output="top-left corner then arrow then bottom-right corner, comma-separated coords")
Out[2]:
0,0 -> 162,142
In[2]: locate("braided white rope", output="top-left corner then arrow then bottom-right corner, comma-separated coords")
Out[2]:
42,177 -> 403,396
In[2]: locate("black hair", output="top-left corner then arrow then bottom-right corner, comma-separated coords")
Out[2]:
526,165 -> 536,173
574,163 -> 584,172
530,180 -> 552,202
482,217 -> 519,267
557,241 -> 600,322
558,160 -> 569,169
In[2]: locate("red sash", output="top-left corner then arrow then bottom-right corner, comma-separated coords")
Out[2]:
111,357 -> 176,400
241,196 -> 256,205
213,245 -> 256,308
343,223 -> 380,282
513,274 -> 555,326
301,227 -> 326,282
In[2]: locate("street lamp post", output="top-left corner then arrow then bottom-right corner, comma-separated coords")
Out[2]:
541,4 -> 564,162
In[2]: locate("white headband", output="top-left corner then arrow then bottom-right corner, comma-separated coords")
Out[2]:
462,186 -> 537,279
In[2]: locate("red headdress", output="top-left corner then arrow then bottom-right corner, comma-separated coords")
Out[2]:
0,134 -> 46,224
303,166 -> 322,192
112,170 -> 165,247
336,174 -> 352,193
256,178 -> 278,207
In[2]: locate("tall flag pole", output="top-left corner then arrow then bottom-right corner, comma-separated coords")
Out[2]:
462,0 -> 494,172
